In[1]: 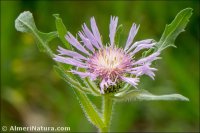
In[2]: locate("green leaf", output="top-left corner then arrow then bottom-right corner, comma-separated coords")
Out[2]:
74,89 -> 105,130
54,65 -> 105,129
54,66 -> 105,129
15,11 -> 57,55
113,89 -> 189,102
53,14 -> 71,49
155,8 -> 193,51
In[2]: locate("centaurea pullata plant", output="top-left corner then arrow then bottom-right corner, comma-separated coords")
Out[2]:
15,8 -> 192,132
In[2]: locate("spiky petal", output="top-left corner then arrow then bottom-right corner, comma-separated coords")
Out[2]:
54,16 -> 160,94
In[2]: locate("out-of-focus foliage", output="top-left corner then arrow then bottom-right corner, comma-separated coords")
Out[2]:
1,1 -> 199,132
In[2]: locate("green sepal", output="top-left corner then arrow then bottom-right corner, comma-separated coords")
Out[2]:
83,77 -> 101,96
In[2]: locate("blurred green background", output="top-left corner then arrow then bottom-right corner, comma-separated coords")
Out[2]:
1,1 -> 199,132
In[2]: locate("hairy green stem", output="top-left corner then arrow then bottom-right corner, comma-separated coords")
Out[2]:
100,94 -> 114,132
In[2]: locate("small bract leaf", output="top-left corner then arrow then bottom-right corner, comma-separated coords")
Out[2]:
113,89 -> 189,102
53,14 -> 71,49
155,8 -> 193,51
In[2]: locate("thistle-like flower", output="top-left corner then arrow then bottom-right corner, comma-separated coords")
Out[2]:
54,16 -> 160,94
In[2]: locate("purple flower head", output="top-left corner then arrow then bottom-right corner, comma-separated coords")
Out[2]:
54,16 -> 160,94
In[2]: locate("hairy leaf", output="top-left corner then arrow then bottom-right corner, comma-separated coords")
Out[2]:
74,89 -> 105,129
15,11 -> 57,54
54,66 -> 105,128
113,89 -> 189,102
155,8 -> 193,51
